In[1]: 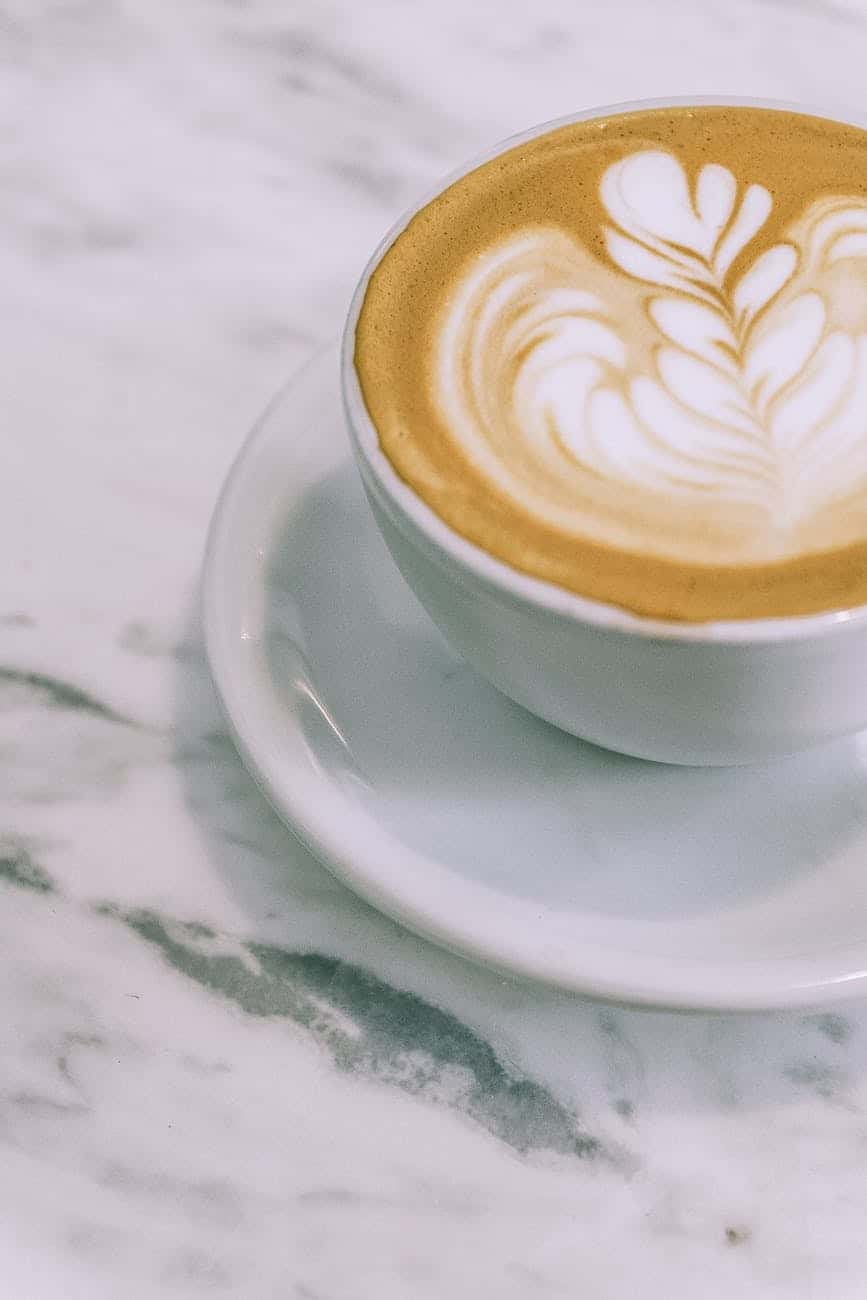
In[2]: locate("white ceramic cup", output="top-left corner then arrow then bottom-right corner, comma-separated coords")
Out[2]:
341,97 -> 867,766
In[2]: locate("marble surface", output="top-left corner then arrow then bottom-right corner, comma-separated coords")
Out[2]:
6,1 -> 867,1295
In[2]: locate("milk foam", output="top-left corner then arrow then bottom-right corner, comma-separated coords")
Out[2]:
435,148 -> 867,565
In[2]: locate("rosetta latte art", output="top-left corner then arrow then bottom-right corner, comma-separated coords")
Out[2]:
436,149 -> 867,564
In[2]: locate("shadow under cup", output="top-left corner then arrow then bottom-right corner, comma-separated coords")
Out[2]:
341,96 -> 867,766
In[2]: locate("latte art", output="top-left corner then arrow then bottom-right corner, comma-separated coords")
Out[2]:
355,106 -> 867,619
438,149 -> 867,565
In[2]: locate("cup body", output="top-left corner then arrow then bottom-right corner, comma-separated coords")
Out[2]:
342,97 -> 867,765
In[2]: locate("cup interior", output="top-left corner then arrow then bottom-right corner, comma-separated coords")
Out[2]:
341,96 -> 867,648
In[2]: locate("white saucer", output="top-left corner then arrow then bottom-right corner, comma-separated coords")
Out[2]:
203,347 -> 867,1009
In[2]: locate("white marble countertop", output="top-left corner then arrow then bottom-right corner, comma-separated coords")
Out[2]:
6,1 -> 867,1295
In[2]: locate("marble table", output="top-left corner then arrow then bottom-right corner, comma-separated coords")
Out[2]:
5,2 -> 867,1295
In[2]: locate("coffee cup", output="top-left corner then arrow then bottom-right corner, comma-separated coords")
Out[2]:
342,97 -> 867,765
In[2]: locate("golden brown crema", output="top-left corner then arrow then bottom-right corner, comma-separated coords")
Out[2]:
355,106 -> 867,621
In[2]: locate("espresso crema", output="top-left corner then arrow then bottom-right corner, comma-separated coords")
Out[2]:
355,106 -> 867,620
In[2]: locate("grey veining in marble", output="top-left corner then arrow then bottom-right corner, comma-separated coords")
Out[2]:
6,0 -> 867,1296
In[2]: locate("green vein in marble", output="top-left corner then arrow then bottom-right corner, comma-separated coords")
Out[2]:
807,1012 -> 852,1045
0,666 -> 134,726
120,908 -> 600,1160
0,846 -> 55,893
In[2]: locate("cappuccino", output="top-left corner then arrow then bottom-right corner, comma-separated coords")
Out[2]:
355,106 -> 867,620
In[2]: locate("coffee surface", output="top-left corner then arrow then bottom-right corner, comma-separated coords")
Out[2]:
355,106 -> 867,620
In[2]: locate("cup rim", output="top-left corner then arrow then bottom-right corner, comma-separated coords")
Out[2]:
341,94 -> 867,646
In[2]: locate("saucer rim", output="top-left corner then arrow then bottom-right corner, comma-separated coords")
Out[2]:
203,346 -> 867,1010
